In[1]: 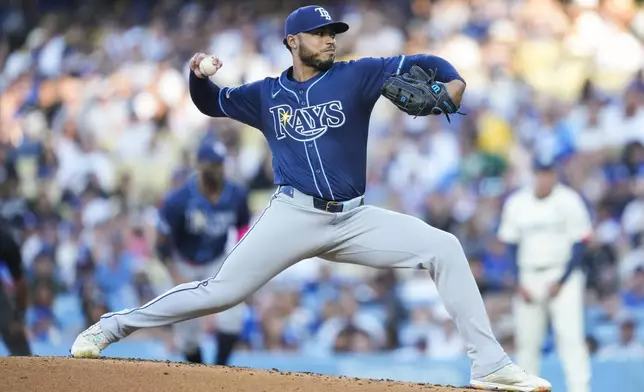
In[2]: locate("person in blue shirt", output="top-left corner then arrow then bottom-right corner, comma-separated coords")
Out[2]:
73,5 -> 550,390
154,140 -> 250,365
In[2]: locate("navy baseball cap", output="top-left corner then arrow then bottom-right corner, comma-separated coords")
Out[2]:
196,140 -> 227,163
532,154 -> 556,171
283,5 -> 349,45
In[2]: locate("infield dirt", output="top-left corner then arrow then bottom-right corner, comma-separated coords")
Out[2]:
0,356 -> 481,392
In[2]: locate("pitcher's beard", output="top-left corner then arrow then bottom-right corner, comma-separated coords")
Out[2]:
299,47 -> 334,71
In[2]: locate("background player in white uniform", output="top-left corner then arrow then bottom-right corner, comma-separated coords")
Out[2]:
497,156 -> 593,392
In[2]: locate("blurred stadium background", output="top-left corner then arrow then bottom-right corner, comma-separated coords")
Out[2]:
1,0 -> 644,390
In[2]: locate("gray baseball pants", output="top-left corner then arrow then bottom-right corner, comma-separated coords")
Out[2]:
100,186 -> 510,378
171,257 -> 247,354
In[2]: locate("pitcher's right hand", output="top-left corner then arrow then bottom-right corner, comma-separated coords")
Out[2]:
189,53 -> 223,79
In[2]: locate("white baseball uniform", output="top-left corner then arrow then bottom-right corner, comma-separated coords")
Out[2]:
498,183 -> 592,392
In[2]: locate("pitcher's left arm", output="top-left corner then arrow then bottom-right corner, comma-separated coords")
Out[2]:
355,54 -> 466,108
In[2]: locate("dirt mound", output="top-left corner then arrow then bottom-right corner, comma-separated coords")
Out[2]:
0,356 -> 479,392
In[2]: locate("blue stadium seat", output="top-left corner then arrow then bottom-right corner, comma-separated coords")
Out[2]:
30,340 -> 73,356
359,305 -> 387,324
630,308 -> 644,325
101,339 -> 182,361
584,305 -> 606,331
52,293 -> 85,332
593,324 -> 619,346
637,325 -> 644,343
398,321 -> 427,347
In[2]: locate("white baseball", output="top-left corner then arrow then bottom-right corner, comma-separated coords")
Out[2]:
199,56 -> 219,76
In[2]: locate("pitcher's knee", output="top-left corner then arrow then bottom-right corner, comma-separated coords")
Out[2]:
436,231 -> 467,263
416,230 -> 466,270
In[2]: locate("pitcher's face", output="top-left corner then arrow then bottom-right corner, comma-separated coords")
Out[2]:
294,26 -> 337,71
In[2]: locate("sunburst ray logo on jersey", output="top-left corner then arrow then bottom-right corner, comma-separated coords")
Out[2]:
280,111 -> 292,128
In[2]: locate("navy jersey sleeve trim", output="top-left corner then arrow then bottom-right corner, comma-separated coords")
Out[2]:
395,55 -> 406,75
218,88 -> 232,118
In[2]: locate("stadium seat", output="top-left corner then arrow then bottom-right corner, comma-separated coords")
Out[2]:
593,324 -> 620,346
52,293 -> 86,337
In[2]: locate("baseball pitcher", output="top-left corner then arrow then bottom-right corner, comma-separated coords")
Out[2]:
72,5 -> 550,391
498,157 -> 592,392
155,140 -> 249,365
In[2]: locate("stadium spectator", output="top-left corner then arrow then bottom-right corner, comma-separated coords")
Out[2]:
598,317 -> 644,359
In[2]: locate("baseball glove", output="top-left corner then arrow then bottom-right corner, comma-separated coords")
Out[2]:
380,65 -> 465,122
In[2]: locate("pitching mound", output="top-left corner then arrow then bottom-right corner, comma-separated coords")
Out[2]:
0,356 -> 479,392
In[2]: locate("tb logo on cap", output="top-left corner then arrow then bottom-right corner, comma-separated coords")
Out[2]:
315,7 -> 332,21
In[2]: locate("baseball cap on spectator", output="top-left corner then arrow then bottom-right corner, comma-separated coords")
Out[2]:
532,150 -> 557,172
36,245 -> 55,261
283,5 -> 349,45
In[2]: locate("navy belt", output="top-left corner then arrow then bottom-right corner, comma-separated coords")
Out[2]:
278,186 -> 364,213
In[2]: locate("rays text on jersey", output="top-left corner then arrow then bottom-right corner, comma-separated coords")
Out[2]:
186,209 -> 236,237
269,100 -> 345,142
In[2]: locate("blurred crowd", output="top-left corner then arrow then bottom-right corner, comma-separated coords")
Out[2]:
1,0 -> 644,360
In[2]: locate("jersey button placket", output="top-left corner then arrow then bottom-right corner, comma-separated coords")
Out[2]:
295,87 -> 320,195
298,89 -> 305,105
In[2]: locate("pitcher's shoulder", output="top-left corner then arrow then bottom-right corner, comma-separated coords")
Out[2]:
333,56 -> 379,68
264,75 -> 281,83
238,76 -> 280,91
333,55 -> 404,76
329,57 -> 378,78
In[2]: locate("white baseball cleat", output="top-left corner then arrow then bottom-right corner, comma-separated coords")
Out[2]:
70,321 -> 111,358
470,363 -> 552,391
